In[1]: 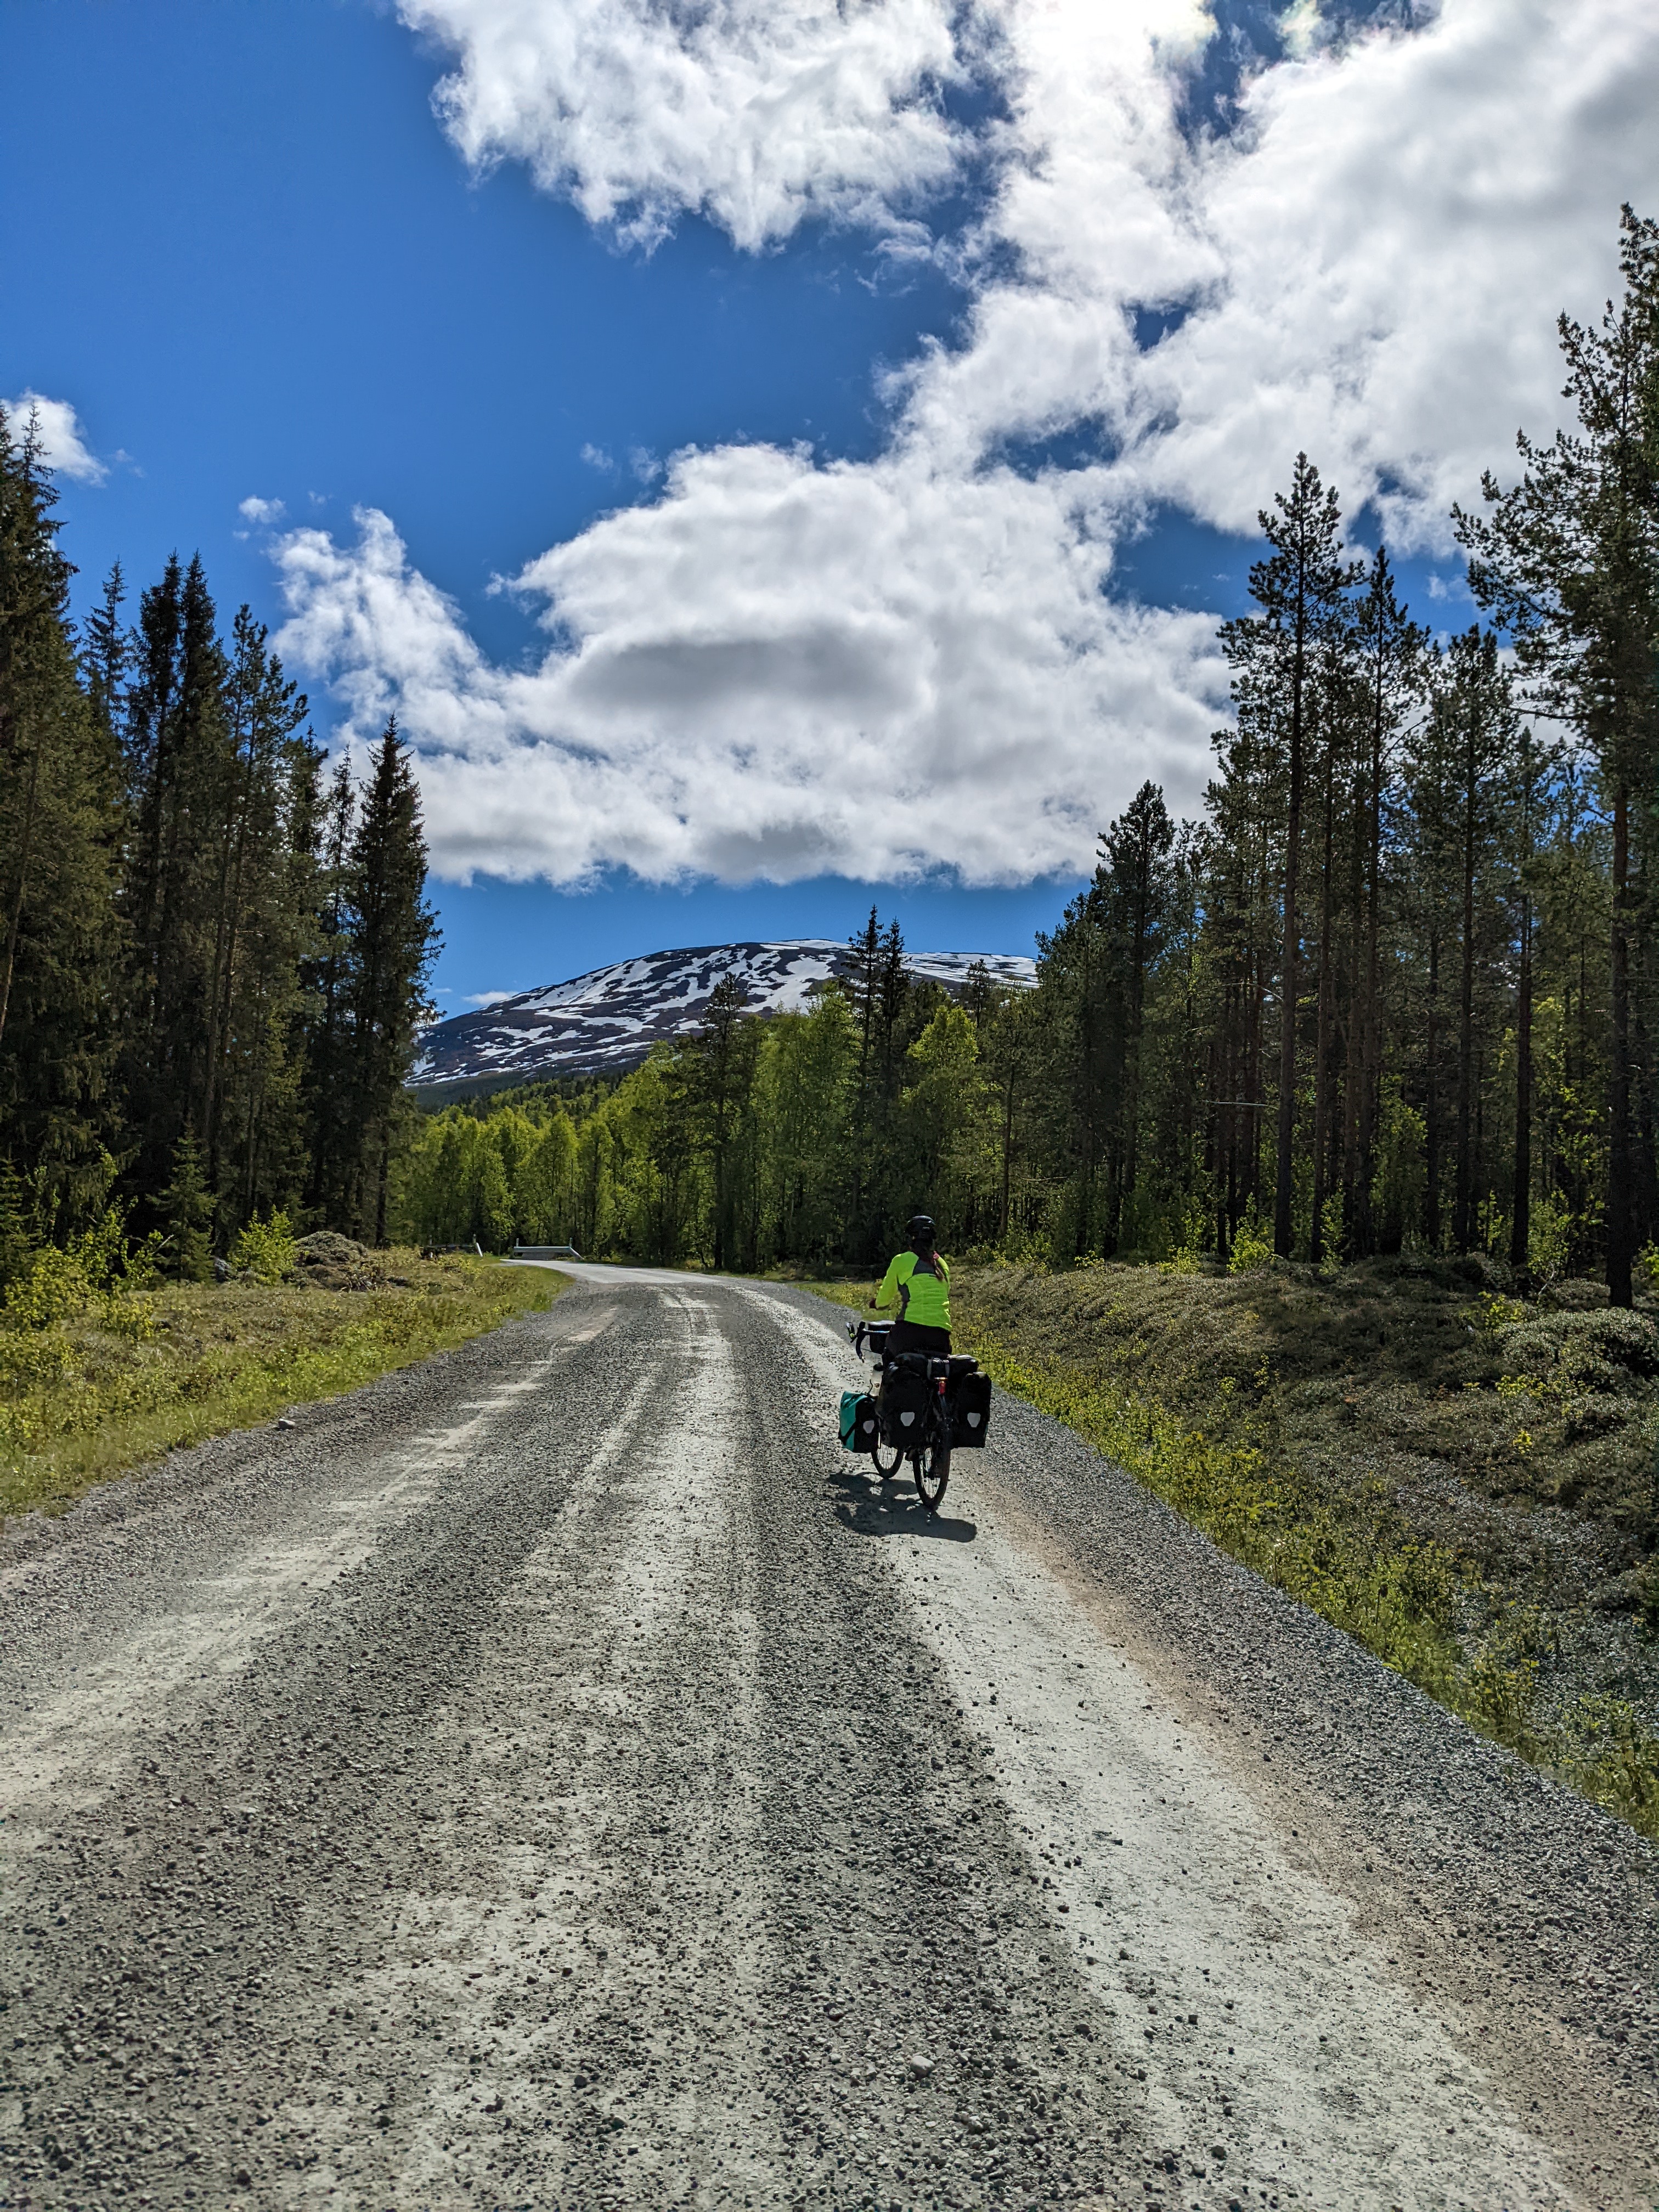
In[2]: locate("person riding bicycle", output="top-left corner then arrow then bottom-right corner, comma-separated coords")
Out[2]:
870,1214 -> 951,1356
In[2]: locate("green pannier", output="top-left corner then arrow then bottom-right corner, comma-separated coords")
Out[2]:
839,1389 -> 879,1454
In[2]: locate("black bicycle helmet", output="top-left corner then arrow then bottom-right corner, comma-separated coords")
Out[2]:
906,1213 -> 936,1249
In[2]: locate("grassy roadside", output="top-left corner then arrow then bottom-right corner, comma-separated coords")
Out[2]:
803,1263 -> 1659,1843
0,1247 -> 563,1527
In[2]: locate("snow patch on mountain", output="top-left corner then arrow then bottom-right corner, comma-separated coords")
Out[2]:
413,939 -> 1036,1089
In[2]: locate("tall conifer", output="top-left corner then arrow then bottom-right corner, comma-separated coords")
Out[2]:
341,720 -> 439,1243
0,404 -> 123,1227
1220,456 -> 1362,1257
1457,206 -> 1659,1304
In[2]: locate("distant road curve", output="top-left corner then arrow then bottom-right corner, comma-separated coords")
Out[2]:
1,1263 -> 1653,2209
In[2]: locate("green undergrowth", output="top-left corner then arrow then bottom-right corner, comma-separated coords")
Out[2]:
805,1265 -> 1659,1843
0,1244 -> 563,1527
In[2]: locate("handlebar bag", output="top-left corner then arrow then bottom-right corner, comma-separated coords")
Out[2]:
947,1368 -> 992,1448
839,1389 -> 880,1454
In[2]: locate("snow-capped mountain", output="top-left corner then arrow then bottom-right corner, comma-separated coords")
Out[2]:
411,939 -> 1037,1091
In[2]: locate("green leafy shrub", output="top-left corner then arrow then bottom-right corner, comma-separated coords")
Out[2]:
230,1210 -> 298,1285
1227,1204 -> 1274,1276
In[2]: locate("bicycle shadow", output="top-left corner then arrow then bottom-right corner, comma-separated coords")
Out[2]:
824,1459 -> 978,1543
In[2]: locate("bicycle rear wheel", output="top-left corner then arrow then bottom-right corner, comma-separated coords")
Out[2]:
913,1437 -> 950,1514
872,1438 -> 904,1480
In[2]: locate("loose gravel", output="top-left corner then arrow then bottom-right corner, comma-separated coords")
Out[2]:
0,1267 -> 1653,2211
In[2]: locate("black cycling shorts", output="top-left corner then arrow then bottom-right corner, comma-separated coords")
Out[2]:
885,1320 -> 952,1356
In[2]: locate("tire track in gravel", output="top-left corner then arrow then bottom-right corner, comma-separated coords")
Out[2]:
742,1276 -> 1659,2212
753,1288 -> 1581,2212
310,1285 -> 789,2207
1,1299 -> 641,2208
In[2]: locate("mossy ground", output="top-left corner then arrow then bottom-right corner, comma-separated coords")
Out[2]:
803,1258 -> 1659,1842
0,1251 -> 563,1525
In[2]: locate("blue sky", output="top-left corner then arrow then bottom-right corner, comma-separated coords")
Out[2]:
3,0 -> 1028,997
5,0 -> 1650,1008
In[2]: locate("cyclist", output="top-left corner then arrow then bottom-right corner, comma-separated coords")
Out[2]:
870,1214 -> 951,1356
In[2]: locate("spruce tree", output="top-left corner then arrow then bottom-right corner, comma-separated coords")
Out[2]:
159,1131 -> 214,1282
120,551 -> 231,1203
200,607 -> 315,1226
0,403 -> 124,1228
341,720 -> 439,1243
81,562 -> 127,741
301,758 -> 357,1222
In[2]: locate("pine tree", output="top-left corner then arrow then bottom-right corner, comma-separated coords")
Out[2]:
1345,549 -> 1424,1254
1221,455 -> 1363,1257
684,974 -> 761,1269
1506,721 -> 1550,1275
1437,630 -> 1516,1252
1457,207 -> 1659,1304
1098,781 -> 1176,1244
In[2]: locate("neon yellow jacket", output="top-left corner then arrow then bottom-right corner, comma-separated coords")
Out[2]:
875,1249 -> 951,1330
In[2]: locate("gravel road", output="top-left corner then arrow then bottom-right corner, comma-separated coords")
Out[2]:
2,1266 -> 1655,2212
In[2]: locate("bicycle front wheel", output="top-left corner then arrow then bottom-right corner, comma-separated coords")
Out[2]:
913,1437 -> 950,1514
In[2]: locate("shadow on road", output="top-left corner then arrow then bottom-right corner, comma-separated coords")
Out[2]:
825,1460 -> 978,1544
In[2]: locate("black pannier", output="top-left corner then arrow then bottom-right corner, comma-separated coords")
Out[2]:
947,1366 -> 992,1448
881,1358 -> 933,1444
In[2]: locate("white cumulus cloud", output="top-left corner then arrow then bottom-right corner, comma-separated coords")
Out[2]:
276,0 -> 1659,888
2,391 -> 106,483
399,0 -> 972,250
894,0 -> 1659,547
1122,0 -> 1659,544
272,462 -> 1225,887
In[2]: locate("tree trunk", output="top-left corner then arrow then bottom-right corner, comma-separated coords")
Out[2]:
1453,703 -> 1477,1252
1276,634 -> 1306,1259
999,1063 -> 1014,1243
1341,746 -> 1366,1251
1310,734 -> 1336,1264
1513,898 -> 1539,1283
1609,779 -> 1635,1307
375,1132 -> 391,1250
1425,933 -> 1441,1249
1356,668 -> 1386,1255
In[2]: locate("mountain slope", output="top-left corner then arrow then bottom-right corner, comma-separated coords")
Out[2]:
412,939 -> 1036,1090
